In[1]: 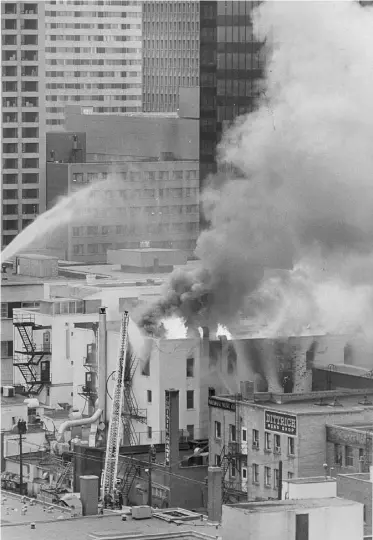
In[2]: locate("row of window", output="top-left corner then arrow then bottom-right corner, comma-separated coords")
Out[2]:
45,47 -> 140,54
3,142 -> 39,153
73,170 -> 198,183
45,10 -> 139,17
3,173 -> 39,184
3,158 -> 39,170
334,443 -> 365,467
1,301 -> 39,320
46,80 -> 139,90
72,239 -> 197,256
47,59 -> 139,66
2,66 -> 38,77
3,203 -> 39,215
45,22 -> 140,30
3,51 -> 38,61
47,35 -> 140,42
4,127 -> 38,138
3,218 -> 33,231
3,112 -> 39,123
3,189 -> 38,200
4,3 -> 38,14
3,82 -> 39,92
48,1 -> 139,6
3,96 -> 38,107
214,423 -> 296,456
46,72 -> 141,80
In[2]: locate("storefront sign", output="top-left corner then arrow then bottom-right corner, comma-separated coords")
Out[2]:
208,397 -> 236,412
165,391 -> 171,466
265,410 -> 297,436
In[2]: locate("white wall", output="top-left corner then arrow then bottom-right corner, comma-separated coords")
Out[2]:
1,404 -> 28,431
283,479 -> 337,500
222,500 -> 363,540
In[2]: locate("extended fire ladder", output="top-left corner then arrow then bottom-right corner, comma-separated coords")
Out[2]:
101,312 -> 129,501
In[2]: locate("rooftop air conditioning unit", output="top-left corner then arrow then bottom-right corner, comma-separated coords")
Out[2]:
132,505 -> 152,520
3,386 -> 15,397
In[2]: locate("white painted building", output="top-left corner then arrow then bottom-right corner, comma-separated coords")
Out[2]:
222,498 -> 364,540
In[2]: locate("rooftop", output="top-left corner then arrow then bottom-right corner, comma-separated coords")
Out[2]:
286,476 -> 336,485
214,389 -> 373,415
228,497 -> 360,513
1,494 -> 218,540
1,395 -> 28,407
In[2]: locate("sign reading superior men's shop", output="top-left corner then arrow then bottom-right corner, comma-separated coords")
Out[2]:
265,410 -> 297,436
208,397 -> 236,412
165,391 -> 171,466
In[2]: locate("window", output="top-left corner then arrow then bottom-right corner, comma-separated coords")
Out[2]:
147,426 -> 152,439
359,448 -> 365,463
87,226 -> 98,235
274,468 -> 279,489
72,173 -> 83,183
147,390 -> 152,403
264,466 -> 271,487
4,19 -> 17,30
215,421 -> 222,439
208,387 -> 215,397
1,341 -> 14,357
87,244 -> 98,254
242,467 -> 247,480
288,437 -> 295,456
22,143 -> 38,153
186,424 -> 194,440
22,189 -> 38,199
102,225 -> 110,235
242,427 -> 247,443
1,303 -> 8,319
22,173 -> 38,184
215,454 -> 221,467
252,463 -> 259,484
72,227 -> 81,237
252,429 -> 259,448
186,390 -> 194,409
345,445 -> 354,467
73,244 -> 84,255
274,434 -> 281,453
22,204 -> 38,214
230,424 -> 236,442
186,356 -> 194,377
22,127 -> 38,138
265,432 -> 271,451
231,458 -> 236,477
288,472 -> 294,480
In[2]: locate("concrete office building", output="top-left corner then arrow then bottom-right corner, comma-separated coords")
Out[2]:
1,0 -> 142,250
141,1 -> 264,193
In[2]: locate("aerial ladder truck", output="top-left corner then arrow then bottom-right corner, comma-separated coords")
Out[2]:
101,311 -> 129,505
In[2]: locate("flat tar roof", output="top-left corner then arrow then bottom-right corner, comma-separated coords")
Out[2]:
1,494 -> 218,540
229,497 -> 360,513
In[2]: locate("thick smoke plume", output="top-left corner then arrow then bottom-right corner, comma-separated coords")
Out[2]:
138,1 -> 373,338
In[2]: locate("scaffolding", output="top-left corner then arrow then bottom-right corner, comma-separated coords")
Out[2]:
13,313 -> 52,396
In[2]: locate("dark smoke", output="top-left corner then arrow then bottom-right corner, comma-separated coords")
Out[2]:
138,1 -> 373,338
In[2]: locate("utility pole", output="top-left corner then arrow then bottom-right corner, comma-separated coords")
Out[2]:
278,460 -> 283,500
147,451 -> 152,507
18,420 -> 27,496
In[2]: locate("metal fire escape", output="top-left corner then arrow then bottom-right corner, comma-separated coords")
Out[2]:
122,352 -> 147,446
77,327 -> 99,408
101,312 -> 129,501
221,393 -> 246,504
13,314 -> 52,396
116,456 -> 141,504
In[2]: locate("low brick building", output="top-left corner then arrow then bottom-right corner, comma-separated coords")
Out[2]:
208,388 -> 373,502
337,471 -> 372,537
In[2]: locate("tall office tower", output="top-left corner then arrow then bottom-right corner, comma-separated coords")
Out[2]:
1,0 -> 142,250
142,0 -> 200,113
142,1 -> 263,195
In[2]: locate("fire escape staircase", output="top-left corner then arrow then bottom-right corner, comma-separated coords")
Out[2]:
13,316 -> 51,396
122,354 -> 147,446
117,457 -> 141,504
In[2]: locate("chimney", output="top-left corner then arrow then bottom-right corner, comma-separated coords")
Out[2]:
208,466 -> 222,523
201,327 -> 210,360
240,381 -> 255,400
219,335 -> 228,372
165,389 -> 179,470
292,346 -> 314,393
98,307 -> 107,421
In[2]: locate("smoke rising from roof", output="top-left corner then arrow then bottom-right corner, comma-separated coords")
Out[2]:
138,1 -> 373,338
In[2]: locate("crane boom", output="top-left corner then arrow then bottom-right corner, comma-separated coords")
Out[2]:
101,311 -> 129,501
